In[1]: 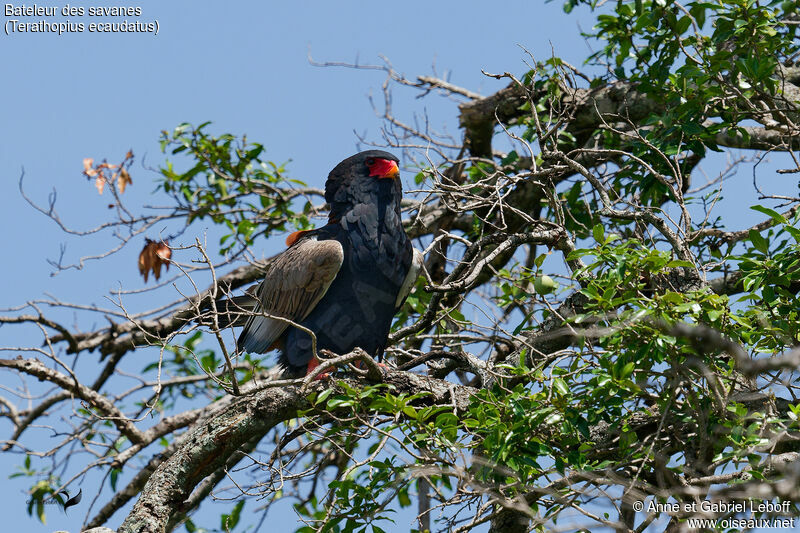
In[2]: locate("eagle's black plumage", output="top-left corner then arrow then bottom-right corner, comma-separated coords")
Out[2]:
237,150 -> 421,376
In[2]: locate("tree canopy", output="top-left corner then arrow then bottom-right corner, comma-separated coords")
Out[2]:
4,1 -> 800,532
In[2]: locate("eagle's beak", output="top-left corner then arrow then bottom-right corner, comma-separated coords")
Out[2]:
369,158 -> 400,179
381,160 -> 400,179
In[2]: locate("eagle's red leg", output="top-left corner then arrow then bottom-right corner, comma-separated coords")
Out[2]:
307,356 -> 330,380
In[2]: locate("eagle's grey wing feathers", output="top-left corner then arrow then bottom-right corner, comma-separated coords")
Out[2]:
395,248 -> 423,309
237,237 -> 343,353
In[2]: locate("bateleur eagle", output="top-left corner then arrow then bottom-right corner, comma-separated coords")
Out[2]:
236,150 -> 423,377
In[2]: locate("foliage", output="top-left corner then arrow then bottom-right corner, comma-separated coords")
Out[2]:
159,122 -> 316,255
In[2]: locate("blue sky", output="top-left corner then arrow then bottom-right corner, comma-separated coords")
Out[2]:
0,1 -> 784,532
0,0 -> 599,311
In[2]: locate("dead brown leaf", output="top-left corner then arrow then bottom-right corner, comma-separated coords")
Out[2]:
118,168 -> 132,194
83,151 -> 134,196
138,239 -> 171,283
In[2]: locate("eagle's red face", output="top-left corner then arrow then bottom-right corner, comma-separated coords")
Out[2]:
366,157 -> 400,179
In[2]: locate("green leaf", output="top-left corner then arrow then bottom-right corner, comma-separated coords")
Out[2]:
37,500 -> 45,524
552,377 -> 569,396
666,260 -> 694,268
785,226 -> 800,243
620,362 -> 635,379
749,229 -> 769,254
110,467 -> 120,491
750,205 -> 787,224
592,223 -> 605,243
327,397 -> 355,409
230,500 -> 244,529
221,500 -> 244,531
314,388 -> 333,406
